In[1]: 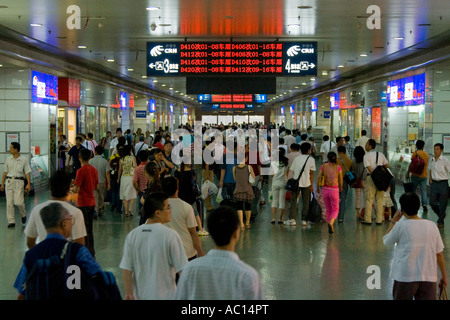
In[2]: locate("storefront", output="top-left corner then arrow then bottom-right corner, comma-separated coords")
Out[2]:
386,72 -> 426,182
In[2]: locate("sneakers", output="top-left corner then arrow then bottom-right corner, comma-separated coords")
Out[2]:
283,219 -> 297,226
198,230 -> 210,236
302,220 -> 307,226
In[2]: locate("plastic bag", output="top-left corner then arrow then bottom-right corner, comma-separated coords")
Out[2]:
216,187 -> 223,203
201,180 -> 218,199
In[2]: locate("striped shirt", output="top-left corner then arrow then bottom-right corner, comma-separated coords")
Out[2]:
174,249 -> 262,300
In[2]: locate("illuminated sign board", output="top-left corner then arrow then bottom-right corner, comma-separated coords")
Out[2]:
330,92 -> 339,110
311,97 -> 318,112
198,94 -> 267,103
119,92 -> 128,109
147,42 -> 317,76
387,73 -> 426,107
149,99 -> 156,113
31,70 -> 58,105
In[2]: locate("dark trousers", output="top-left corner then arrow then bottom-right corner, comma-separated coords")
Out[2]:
430,180 -> 449,225
393,281 -> 436,300
110,179 -> 122,212
79,206 -> 95,257
289,186 -> 311,221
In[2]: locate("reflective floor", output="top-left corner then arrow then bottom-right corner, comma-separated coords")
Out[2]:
0,176 -> 448,300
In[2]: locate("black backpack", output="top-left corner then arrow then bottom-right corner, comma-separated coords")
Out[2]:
370,152 -> 393,191
23,242 -> 121,300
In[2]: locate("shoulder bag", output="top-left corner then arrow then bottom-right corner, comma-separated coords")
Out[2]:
370,152 -> 393,191
286,156 -> 310,192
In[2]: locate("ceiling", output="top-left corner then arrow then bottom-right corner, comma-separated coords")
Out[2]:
0,0 -> 449,107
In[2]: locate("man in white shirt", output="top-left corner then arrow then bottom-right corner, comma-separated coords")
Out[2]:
174,205 -> 262,300
363,139 -> 389,225
134,135 -> 148,155
428,143 -> 450,228
1,142 -> 32,227
120,192 -> 187,300
383,192 -> 446,300
24,169 -> 87,248
109,128 -> 124,156
286,142 -> 316,226
355,130 -> 370,148
161,176 -> 205,260
320,135 -> 336,163
283,129 -> 296,152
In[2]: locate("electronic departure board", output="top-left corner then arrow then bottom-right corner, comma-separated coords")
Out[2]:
197,94 -> 267,103
146,42 -> 317,76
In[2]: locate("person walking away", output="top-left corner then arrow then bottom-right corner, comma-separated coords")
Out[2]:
406,140 -> 429,214
1,142 -> 32,228
120,192 -> 188,300
174,205 -> 262,300
133,150 -> 149,214
320,135 -> 335,164
337,146 -> 353,223
161,177 -> 205,261
383,192 -> 447,300
351,146 -> 366,220
355,130 -> 370,148
71,148 -> 98,257
138,161 -> 162,225
362,139 -> 389,225
118,145 -> 137,217
109,143 -> 123,214
232,155 -> 255,230
24,169 -> 86,248
89,145 -> 111,218
86,132 -> 98,158
269,149 -> 288,224
286,142 -> 315,226
316,152 -> 343,234
428,143 -> 450,228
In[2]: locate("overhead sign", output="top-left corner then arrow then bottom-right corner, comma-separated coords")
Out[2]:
147,42 -> 317,76
330,92 -> 340,110
197,94 -> 267,103
311,97 -> 318,112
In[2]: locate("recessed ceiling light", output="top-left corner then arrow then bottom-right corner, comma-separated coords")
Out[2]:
146,6 -> 160,11
360,53 -> 368,57
141,75 -> 147,79
393,37 -> 404,40
107,59 -> 115,62
30,23 -> 42,27
338,65 -> 345,68
78,45 -> 87,49
127,68 -> 134,71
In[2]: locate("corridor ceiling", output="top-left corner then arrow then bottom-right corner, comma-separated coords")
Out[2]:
0,0 -> 449,106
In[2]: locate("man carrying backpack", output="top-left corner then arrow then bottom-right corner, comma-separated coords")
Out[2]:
14,202 -> 104,300
406,140 -> 429,213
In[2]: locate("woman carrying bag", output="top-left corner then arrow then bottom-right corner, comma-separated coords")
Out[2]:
233,155 -> 255,230
316,151 -> 343,234
351,146 -> 366,220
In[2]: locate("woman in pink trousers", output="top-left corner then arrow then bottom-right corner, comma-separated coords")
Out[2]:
316,152 -> 343,234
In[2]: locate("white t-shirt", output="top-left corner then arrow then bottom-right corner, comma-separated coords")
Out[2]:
24,200 -> 87,243
270,161 -> 288,184
383,219 -> 444,282
364,150 -> 388,171
320,141 -> 336,159
119,223 -> 188,300
289,155 -> 316,188
174,249 -> 262,300
165,198 -> 198,259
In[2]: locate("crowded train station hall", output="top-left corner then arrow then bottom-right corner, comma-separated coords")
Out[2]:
0,0 -> 450,307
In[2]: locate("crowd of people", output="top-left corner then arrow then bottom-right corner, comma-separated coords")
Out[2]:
4,121 -> 449,300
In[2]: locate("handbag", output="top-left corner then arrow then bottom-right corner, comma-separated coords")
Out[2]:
286,156 -> 310,192
351,167 -> 365,189
339,156 -> 356,186
248,165 -> 255,185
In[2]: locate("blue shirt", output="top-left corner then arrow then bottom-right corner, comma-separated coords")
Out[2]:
14,233 -> 102,294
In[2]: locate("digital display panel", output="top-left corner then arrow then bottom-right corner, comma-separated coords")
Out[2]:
149,99 -> 156,113
311,97 -> 318,112
147,42 -> 317,76
387,73 -> 426,107
198,94 -> 267,103
330,92 -> 339,110
31,70 -> 58,105
119,92 -> 128,109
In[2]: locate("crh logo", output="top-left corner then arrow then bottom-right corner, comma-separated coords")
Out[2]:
287,45 -> 301,57
150,45 -> 164,57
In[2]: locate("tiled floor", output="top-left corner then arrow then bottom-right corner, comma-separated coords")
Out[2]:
0,178 -> 447,300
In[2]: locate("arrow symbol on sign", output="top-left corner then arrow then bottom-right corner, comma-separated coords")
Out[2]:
309,63 -> 315,69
